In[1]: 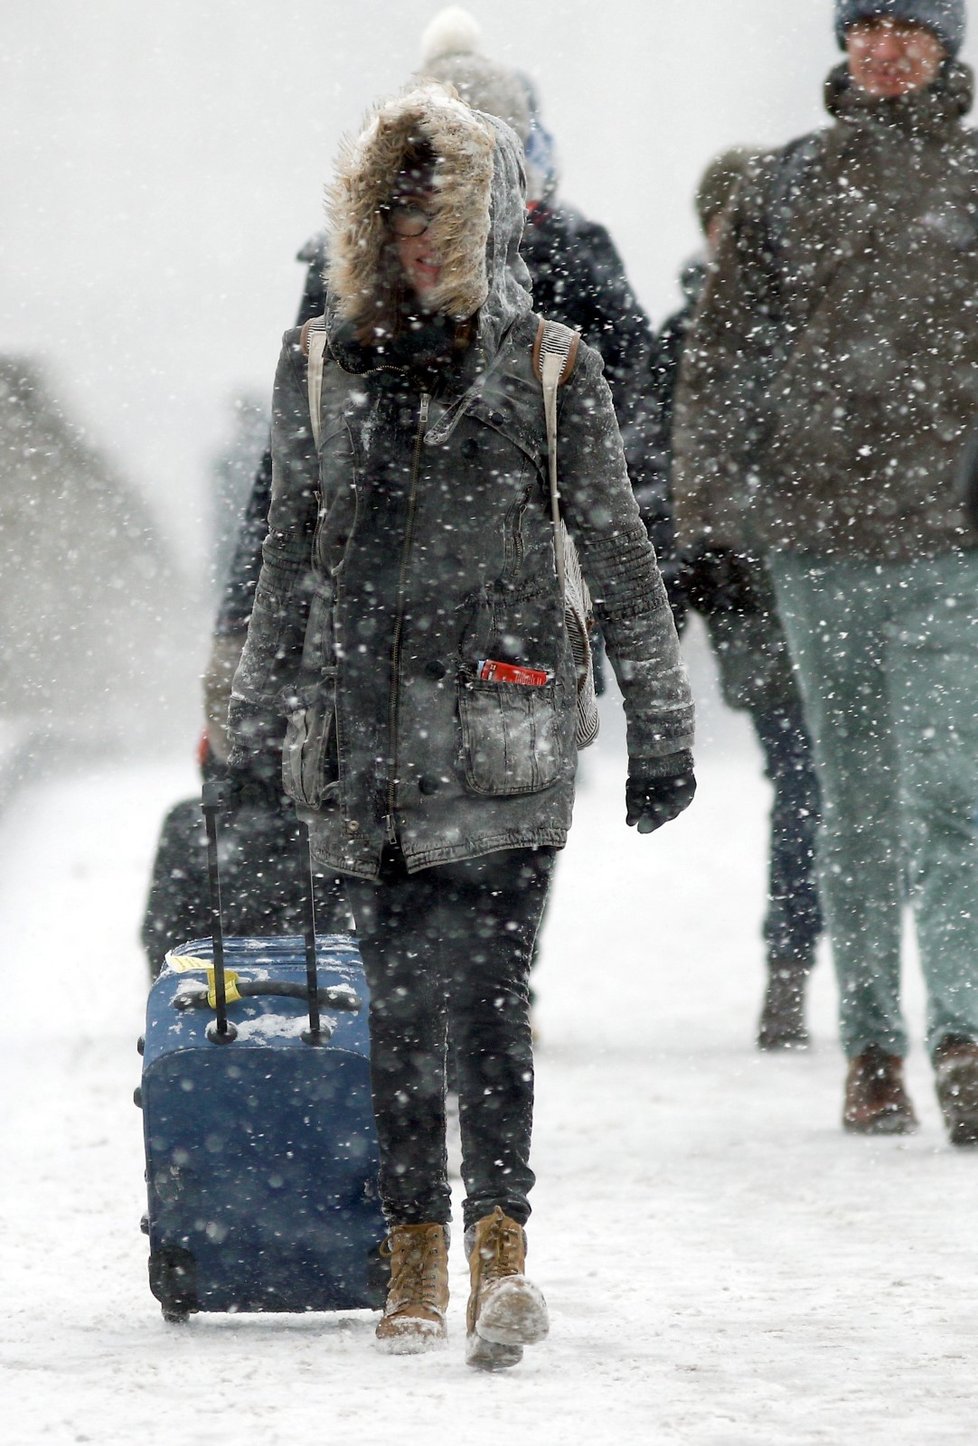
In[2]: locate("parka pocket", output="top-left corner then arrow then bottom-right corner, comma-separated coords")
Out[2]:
313,426 -> 359,576
457,675 -> 566,797
279,678 -> 338,811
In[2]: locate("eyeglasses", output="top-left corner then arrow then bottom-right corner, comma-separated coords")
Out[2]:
389,202 -> 433,239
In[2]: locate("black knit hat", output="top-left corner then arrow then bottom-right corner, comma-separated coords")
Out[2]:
835,0 -> 966,56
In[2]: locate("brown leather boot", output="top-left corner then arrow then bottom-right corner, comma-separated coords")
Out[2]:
933,1036 -> 978,1146
374,1223 -> 449,1354
465,1206 -> 549,1371
843,1046 -> 918,1135
757,959 -> 811,1051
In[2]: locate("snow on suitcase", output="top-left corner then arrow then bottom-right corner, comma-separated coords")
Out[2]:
135,785 -> 386,1321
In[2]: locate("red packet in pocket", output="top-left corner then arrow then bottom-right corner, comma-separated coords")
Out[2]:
477,659 -> 551,687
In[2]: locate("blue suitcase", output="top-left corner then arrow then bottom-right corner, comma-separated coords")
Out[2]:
136,791 -> 386,1322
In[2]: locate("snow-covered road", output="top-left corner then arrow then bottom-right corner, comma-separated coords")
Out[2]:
1,690 -> 975,1445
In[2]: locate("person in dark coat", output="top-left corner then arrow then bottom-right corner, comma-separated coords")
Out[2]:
227,84 -> 694,1365
658,150 -> 823,1051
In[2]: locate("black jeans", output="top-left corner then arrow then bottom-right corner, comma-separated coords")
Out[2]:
751,701 -> 823,968
344,846 -> 556,1232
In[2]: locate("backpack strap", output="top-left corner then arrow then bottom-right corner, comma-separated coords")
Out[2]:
531,318 -> 598,747
300,315 -> 329,450
532,317 -> 581,390
532,318 -> 582,595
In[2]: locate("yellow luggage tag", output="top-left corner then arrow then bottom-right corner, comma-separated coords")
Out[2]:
164,954 -> 242,1007
206,965 -> 241,1008
166,953 -> 205,973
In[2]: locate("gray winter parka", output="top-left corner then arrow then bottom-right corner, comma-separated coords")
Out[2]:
229,87 -> 692,878
672,61 -> 978,563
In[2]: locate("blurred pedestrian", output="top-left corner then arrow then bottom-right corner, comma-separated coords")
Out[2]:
674,0 -> 978,1143
422,8 -> 663,571
227,84 -> 694,1364
659,149 -> 823,1051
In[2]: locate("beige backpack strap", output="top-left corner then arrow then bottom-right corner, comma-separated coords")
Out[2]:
301,315 -> 329,450
533,319 -> 581,596
531,318 -> 598,749
531,318 -> 581,389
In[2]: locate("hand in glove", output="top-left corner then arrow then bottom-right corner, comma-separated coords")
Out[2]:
221,756 -> 286,813
680,545 -> 761,617
224,698 -> 286,811
625,751 -> 696,835
957,419 -> 978,531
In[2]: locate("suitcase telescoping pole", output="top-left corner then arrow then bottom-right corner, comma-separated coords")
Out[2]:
201,779 -> 235,1043
297,814 -> 322,1044
199,780 -> 330,1046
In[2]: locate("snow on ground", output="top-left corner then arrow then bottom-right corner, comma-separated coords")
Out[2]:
1,685 -> 977,1445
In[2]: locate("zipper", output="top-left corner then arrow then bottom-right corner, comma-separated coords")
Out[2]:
385,390 -> 430,843
328,473 -> 358,838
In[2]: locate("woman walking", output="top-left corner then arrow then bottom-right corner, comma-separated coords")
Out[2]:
228,84 -> 694,1368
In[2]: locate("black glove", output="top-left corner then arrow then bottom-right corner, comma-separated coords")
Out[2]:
223,696 -> 288,809
680,545 -> 760,617
626,751 -> 696,835
957,419 -> 978,531
222,756 -> 286,813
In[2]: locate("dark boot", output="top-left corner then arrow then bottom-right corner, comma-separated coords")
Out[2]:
933,1036 -> 978,1147
843,1046 -> 918,1135
756,959 -> 811,1051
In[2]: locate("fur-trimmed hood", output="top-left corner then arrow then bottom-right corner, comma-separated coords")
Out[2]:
325,83 -> 532,353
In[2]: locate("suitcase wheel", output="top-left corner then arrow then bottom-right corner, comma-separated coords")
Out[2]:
149,1245 -> 197,1323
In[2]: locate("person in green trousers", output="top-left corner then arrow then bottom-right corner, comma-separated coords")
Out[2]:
673,0 -> 978,1142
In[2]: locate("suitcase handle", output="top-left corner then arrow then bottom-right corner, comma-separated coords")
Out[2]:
173,980 -> 362,1012
200,779 -> 331,1046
